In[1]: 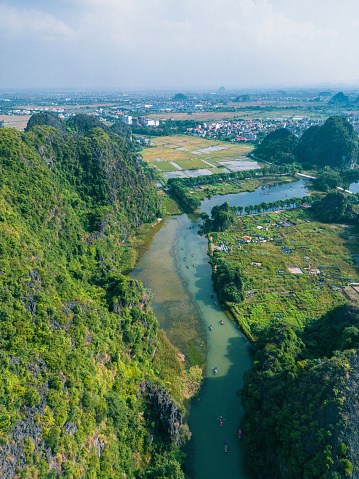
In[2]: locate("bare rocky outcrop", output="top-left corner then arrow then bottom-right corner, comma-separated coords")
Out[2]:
140,381 -> 183,445
0,369 -> 50,479
22,269 -> 42,316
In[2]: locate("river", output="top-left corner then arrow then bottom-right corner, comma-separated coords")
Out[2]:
130,179 -> 309,478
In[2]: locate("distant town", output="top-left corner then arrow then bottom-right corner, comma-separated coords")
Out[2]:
1,88 -> 359,142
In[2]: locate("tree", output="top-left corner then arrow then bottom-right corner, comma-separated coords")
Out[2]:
211,202 -> 237,231
312,171 -> 342,192
312,190 -> 358,223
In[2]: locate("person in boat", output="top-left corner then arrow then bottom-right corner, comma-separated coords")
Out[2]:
219,416 -> 223,426
209,325 -> 213,331
220,319 -> 224,325
224,441 -> 228,452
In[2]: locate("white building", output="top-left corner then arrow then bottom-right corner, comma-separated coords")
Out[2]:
144,119 -> 160,127
122,115 -> 133,125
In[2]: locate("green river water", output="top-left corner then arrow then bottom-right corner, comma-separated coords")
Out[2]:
130,179 -> 309,478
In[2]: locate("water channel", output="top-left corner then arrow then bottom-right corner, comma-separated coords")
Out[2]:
130,179 -> 309,479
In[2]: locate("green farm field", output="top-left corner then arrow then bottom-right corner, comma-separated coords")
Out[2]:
211,208 -> 359,336
148,105 -> 329,122
141,135 -> 255,174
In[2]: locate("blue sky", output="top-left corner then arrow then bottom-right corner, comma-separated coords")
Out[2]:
1,0 -> 359,90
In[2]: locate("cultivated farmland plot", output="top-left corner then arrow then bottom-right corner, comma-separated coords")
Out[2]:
141,135 -> 257,179
211,209 -> 359,336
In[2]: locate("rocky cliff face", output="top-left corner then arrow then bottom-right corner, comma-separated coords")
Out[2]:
141,381 -> 183,445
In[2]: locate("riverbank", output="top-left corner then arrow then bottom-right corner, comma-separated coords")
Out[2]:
160,174 -> 300,218
207,206 -> 359,340
191,175 -> 296,201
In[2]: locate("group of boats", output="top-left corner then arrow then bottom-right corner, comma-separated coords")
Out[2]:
210,293 -> 225,373
210,294 -> 242,452
184,253 -> 196,269
219,416 -> 243,453
209,318 -> 224,333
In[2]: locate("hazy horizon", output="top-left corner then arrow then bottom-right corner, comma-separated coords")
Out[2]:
1,0 -> 359,90
2,82 -> 359,95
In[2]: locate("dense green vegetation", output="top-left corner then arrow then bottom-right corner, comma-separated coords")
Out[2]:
26,111 -> 133,144
169,163 -> 300,189
0,115 -> 198,478
255,116 -> 359,169
167,179 -> 201,212
311,168 -> 359,192
205,193 -> 359,477
211,252 -> 244,304
297,116 -> 359,169
131,120 -> 197,137
312,191 -> 358,224
312,171 -> 343,191
241,305 -> 359,478
254,128 -> 298,164
209,202 -> 238,231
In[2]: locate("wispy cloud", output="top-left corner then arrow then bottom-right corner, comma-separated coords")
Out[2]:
1,0 -> 359,89
0,5 -> 76,41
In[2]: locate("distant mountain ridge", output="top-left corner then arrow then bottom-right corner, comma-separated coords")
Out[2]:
329,92 -> 350,105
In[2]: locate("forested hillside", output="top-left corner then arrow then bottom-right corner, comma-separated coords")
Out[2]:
241,305 -> 359,479
297,116 -> 358,169
0,115 -> 197,478
254,128 -> 298,164
254,116 -> 359,169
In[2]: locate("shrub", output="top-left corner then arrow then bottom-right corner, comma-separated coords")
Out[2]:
24,388 -> 41,407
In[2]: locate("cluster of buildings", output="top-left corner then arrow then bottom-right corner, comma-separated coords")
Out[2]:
186,116 -> 325,142
121,115 -> 160,127
2,90 -> 359,139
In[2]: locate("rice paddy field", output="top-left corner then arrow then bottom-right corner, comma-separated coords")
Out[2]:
211,208 -> 359,336
0,114 -> 31,131
141,135 -> 257,178
147,106 -> 329,122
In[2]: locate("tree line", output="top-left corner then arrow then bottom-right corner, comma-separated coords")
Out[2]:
167,163 -> 301,189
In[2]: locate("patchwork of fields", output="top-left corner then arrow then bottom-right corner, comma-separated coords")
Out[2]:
211,208 -> 359,335
146,106 -> 328,122
141,135 -> 257,179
